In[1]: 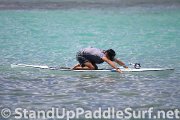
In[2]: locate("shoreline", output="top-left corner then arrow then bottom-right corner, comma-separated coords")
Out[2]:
0,0 -> 180,10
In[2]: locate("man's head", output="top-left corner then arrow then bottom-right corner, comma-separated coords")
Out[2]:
106,49 -> 116,61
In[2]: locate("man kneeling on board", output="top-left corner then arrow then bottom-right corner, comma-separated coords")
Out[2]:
72,47 -> 128,73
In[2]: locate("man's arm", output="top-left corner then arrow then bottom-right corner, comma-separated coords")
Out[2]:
114,58 -> 128,68
102,57 -> 122,73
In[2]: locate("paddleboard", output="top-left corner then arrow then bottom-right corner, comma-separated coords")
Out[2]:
10,64 -> 174,72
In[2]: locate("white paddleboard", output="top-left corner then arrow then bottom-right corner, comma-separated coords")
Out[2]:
70,68 -> 174,72
11,64 -> 174,72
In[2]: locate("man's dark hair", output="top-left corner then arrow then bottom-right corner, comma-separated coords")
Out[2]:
106,49 -> 116,61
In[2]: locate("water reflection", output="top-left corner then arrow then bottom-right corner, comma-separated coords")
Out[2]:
0,68 -> 179,113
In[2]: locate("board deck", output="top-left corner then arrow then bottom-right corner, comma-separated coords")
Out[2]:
68,68 -> 174,72
11,64 -> 174,72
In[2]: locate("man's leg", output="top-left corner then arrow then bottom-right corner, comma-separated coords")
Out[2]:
72,64 -> 81,69
73,54 -> 97,70
73,62 -> 96,70
92,63 -> 98,70
84,62 -> 96,70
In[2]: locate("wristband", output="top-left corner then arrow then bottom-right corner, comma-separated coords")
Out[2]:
123,65 -> 126,67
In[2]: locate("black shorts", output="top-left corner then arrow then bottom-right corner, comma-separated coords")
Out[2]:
76,52 -> 98,70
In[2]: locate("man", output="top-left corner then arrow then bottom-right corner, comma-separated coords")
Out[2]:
72,47 -> 128,73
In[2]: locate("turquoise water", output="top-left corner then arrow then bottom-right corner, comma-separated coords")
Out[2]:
0,1 -> 180,119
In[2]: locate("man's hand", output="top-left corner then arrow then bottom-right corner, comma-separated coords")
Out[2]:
116,68 -> 123,73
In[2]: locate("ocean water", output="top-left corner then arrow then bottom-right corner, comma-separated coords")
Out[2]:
0,0 -> 180,119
